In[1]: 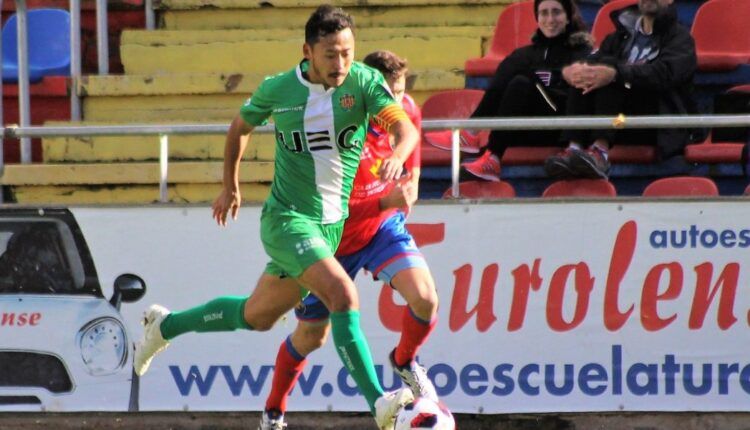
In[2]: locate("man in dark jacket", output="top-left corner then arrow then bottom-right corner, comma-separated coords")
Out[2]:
547,0 -> 697,179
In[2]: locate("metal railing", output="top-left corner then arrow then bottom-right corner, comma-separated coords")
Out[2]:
3,114 -> 749,201
3,0 -> 154,163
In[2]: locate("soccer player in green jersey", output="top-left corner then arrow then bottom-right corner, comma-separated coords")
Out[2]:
133,5 -> 419,430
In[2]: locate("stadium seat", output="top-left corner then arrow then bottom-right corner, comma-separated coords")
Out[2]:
542,179 -> 617,198
691,0 -> 750,71
421,89 -> 486,154
728,84 -> 750,94
501,146 -> 559,165
2,8 -> 71,83
442,180 -> 516,199
608,145 -> 657,163
421,142 -> 452,167
497,144 -> 657,166
642,176 -> 719,197
465,0 -> 537,76
744,183 -> 750,196
590,0 -> 637,48
684,134 -> 745,164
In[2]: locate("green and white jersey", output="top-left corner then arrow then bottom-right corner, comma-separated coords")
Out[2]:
240,60 -> 397,224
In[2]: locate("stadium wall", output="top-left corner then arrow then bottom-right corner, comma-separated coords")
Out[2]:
1,202 -> 749,420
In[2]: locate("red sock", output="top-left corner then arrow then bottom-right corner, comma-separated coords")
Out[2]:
265,337 -> 307,413
394,307 -> 436,367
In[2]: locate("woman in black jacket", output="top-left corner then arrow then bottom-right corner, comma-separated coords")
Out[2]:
461,0 -> 593,181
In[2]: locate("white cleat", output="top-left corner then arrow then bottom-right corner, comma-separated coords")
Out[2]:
134,304 -> 171,376
258,410 -> 287,430
374,387 -> 414,430
390,350 -> 439,402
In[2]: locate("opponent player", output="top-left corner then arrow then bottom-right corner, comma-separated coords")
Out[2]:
259,50 -> 439,430
133,6 -> 419,430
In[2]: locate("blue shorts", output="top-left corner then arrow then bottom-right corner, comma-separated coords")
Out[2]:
295,212 -> 428,322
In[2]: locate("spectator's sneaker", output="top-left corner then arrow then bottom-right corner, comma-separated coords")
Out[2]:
544,147 -> 579,178
134,304 -> 171,376
374,387 -> 415,430
461,151 -> 501,182
258,409 -> 287,430
425,129 -> 483,153
569,146 -> 611,179
390,349 -> 439,402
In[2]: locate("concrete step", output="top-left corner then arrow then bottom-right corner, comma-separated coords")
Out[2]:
1,161 -> 273,204
156,0 -> 510,8
120,26 -> 493,45
9,183 -> 271,204
162,4 -> 505,31
79,70 -> 466,97
77,71 -> 463,122
41,121 -> 276,163
83,93 -> 247,122
0,161 -> 273,185
120,32 -> 482,75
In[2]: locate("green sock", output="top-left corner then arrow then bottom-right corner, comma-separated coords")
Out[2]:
159,296 -> 253,340
330,310 -> 384,412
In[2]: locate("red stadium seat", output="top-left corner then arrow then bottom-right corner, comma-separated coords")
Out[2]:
745,183 -> 750,196
465,0 -> 537,76
420,141 -> 452,167
442,180 -> 516,199
591,0 -> 637,48
542,179 -> 617,198
501,146 -> 559,165
728,84 -> 750,94
691,0 -> 750,71
642,176 -> 719,197
421,89 -> 486,155
684,134 -> 745,164
608,145 -> 657,164
497,144 -> 657,166
421,89 -> 485,120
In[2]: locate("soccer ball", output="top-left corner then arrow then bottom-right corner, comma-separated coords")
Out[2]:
394,398 -> 456,430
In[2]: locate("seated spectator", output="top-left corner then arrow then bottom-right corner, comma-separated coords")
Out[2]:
462,0 -> 593,181
547,0 -> 697,179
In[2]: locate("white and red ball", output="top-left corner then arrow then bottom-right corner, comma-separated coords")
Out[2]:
394,398 -> 456,430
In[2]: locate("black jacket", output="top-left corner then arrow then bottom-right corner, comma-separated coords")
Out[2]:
473,28 -> 593,118
590,4 -> 698,157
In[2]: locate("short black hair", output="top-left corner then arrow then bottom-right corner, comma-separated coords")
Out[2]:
305,5 -> 355,45
363,50 -> 408,79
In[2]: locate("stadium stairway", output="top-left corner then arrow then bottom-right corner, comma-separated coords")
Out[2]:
5,0 -> 515,204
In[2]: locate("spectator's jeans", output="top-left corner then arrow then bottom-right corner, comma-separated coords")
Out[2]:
479,75 -> 565,157
562,82 -> 659,147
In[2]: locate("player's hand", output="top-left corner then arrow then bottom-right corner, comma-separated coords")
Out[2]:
380,173 -> 417,210
378,156 -> 404,182
212,187 -> 241,226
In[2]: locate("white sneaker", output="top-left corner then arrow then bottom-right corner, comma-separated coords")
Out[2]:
134,304 -> 171,376
374,387 -> 414,430
390,350 -> 439,402
258,410 -> 287,430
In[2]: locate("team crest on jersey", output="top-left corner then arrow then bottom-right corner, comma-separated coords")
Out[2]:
339,94 -> 356,111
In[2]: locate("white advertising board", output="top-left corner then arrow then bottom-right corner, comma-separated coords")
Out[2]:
1,202 -> 749,413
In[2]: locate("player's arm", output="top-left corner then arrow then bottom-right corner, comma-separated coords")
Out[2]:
212,115 -> 255,226
378,114 -> 419,181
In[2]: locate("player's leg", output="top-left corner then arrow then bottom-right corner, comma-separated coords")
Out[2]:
364,213 -> 439,400
296,258 -> 413,429
134,274 -> 301,376
262,293 -> 331,428
263,210 -> 412,428
390,267 -> 438,368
